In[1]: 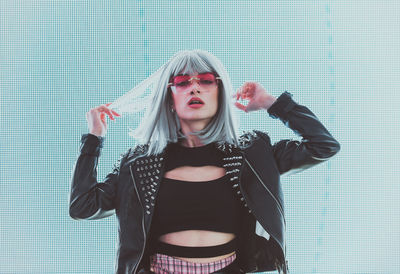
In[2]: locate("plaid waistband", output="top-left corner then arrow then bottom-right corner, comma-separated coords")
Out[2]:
150,252 -> 237,274
154,238 -> 237,258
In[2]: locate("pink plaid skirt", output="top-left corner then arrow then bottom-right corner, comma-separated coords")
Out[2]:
149,252 -> 237,274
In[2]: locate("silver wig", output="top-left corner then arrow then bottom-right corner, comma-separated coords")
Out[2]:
109,49 -> 240,155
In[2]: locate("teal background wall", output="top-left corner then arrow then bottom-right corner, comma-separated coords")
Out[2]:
1,1 -> 399,273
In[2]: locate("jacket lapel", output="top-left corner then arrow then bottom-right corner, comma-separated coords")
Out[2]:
129,152 -> 165,230
215,142 -> 253,213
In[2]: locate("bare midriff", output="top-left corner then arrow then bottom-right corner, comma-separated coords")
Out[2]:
159,165 -> 236,263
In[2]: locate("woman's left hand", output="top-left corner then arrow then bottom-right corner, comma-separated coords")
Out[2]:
233,82 -> 277,113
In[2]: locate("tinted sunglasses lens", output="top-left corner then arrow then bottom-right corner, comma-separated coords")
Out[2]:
173,75 -> 190,86
198,73 -> 216,80
172,73 -> 218,92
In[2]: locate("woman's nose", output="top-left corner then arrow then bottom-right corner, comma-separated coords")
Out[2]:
190,89 -> 201,94
189,81 -> 201,93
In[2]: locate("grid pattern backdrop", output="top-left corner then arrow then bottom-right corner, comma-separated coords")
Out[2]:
1,1 -> 399,273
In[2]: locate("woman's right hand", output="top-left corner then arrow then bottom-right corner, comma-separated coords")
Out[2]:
86,103 -> 121,137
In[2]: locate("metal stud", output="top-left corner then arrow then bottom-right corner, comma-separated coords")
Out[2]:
146,210 -> 151,215
226,169 -> 239,175
223,162 -> 241,167
223,156 -> 243,160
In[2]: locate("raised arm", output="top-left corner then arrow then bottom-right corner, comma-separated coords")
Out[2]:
69,133 -> 127,220
233,82 -> 340,175
264,91 -> 340,175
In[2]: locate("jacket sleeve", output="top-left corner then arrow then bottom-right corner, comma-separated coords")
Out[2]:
260,91 -> 341,175
69,133 -> 127,220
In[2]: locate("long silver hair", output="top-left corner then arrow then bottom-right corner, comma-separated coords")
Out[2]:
109,49 -> 239,155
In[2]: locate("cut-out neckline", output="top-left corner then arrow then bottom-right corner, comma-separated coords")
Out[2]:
163,173 -> 228,184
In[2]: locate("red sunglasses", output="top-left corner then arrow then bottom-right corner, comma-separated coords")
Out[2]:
168,73 -> 221,93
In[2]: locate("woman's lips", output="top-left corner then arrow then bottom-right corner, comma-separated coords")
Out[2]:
188,103 -> 204,109
187,97 -> 205,104
187,97 -> 205,109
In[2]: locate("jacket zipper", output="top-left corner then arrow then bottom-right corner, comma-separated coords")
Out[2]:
244,158 -> 286,226
243,156 -> 289,273
129,165 -> 146,274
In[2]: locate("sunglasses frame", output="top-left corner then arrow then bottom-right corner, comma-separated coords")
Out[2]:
167,73 -> 221,89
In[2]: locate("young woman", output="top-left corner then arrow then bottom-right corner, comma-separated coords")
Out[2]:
70,49 -> 340,274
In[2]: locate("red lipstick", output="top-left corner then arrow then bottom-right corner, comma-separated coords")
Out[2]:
187,97 -> 205,108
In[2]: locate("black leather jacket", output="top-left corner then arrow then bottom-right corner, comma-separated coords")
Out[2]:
69,91 -> 340,273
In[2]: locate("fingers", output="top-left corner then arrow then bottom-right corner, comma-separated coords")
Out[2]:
234,101 -> 247,112
95,103 -> 121,121
234,82 -> 257,101
98,106 -> 115,120
104,102 -> 121,116
233,88 -> 243,101
111,110 -> 121,116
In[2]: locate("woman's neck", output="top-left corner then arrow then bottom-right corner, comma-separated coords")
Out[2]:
178,135 -> 204,148
179,121 -> 207,148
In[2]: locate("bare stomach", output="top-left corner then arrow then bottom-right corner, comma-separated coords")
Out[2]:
158,230 -> 236,263
159,165 -> 234,263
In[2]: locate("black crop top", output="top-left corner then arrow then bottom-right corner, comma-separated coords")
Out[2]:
149,142 -> 242,240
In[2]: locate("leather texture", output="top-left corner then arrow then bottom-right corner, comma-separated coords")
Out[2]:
69,91 -> 340,273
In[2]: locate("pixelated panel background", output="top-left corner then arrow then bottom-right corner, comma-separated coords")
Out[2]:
1,1 -> 399,273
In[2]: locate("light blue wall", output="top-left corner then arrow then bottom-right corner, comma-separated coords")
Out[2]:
1,1 -> 399,273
